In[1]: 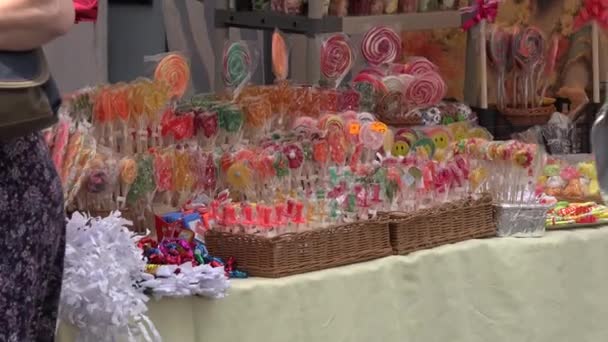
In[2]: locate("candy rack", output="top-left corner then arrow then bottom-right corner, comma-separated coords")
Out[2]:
212,1 -> 485,107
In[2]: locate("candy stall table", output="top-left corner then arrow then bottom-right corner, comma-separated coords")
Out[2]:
57,227 -> 608,342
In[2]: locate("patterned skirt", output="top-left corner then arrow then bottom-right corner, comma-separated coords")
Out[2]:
0,133 -> 65,342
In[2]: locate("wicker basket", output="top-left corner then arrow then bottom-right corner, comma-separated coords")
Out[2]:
375,91 -> 423,126
502,105 -> 555,126
387,194 -> 496,255
205,218 -> 392,278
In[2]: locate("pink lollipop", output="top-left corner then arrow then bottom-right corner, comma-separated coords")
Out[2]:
292,116 -> 319,137
359,122 -> 385,150
403,57 -> 439,76
361,26 -> 402,66
404,72 -> 446,108
353,71 -> 388,94
320,34 -> 354,86
359,66 -> 387,78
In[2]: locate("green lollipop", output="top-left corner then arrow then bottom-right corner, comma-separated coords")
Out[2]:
223,42 -> 252,88
412,138 -> 436,158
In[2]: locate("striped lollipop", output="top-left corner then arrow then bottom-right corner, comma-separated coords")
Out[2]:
361,26 -> 402,66
154,53 -> 190,99
320,33 -> 354,86
403,57 -> 439,76
512,27 -> 544,70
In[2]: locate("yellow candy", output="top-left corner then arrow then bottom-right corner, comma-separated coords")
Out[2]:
589,180 -> 600,195
467,127 -> 492,140
426,128 -> 451,149
448,122 -> 469,142
470,167 -> 488,189
391,140 -> 410,156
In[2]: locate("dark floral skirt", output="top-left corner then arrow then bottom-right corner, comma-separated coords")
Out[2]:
0,133 -> 65,342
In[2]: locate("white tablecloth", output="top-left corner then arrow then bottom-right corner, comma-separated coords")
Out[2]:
57,227 -> 608,342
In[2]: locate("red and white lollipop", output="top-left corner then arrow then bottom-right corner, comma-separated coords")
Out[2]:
361,26 -> 402,66
320,33 -> 354,86
403,57 -> 439,76
404,71 -> 446,108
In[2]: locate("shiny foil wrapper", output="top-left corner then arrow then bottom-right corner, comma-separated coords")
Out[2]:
495,203 -> 552,238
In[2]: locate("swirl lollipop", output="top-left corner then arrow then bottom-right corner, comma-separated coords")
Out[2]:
361,26 -> 402,66
320,33 -> 354,87
403,57 -> 439,76
404,72 -> 446,109
512,27 -> 544,108
223,42 -> 252,96
154,53 -> 190,100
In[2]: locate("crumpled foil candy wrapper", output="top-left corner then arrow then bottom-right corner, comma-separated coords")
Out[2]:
60,211 -> 161,342
495,203 -> 552,237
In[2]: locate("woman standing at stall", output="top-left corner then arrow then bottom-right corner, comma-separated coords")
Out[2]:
0,1 -> 74,341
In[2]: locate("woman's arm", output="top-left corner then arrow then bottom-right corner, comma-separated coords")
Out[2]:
0,0 -> 74,51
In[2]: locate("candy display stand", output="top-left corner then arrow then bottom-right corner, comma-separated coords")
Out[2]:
386,194 -> 496,255
205,218 -> 391,278
213,0 -> 475,87
494,203 -> 552,237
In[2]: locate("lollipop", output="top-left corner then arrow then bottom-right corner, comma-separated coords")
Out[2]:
339,88 -> 361,111
320,33 -> 354,86
226,161 -> 253,192
223,42 -> 252,89
360,26 -> 402,66
404,72 -> 446,109
487,26 -> 511,109
382,76 -> 405,93
292,116 -> 319,137
272,30 -> 289,81
403,57 -> 439,76
86,169 -> 108,194
358,112 -> 376,123
154,53 -> 190,99
284,144 -> 305,169
195,111 -> 219,139
512,27 -> 544,108
360,121 -> 386,150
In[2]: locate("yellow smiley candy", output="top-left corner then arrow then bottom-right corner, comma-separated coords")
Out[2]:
391,140 -> 410,156
426,129 -> 451,149
448,122 -> 469,141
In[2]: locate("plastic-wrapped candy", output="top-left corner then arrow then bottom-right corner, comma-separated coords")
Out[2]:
421,107 -> 442,125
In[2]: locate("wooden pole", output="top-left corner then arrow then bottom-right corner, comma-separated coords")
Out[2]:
479,19 -> 488,109
592,20 -> 600,103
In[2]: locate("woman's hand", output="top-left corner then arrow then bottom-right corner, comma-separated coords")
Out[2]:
0,0 -> 75,50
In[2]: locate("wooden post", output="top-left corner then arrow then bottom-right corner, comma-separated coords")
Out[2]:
479,19 -> 488,109
592,20 -> 600,103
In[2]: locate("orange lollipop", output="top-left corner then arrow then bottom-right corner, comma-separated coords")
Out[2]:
272,30 -> 288,81
112,85 -> 130,122
154,53 -> 190,99
93,87 -> 109,124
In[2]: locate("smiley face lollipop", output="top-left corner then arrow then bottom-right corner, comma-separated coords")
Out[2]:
391,137 -> 410,157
